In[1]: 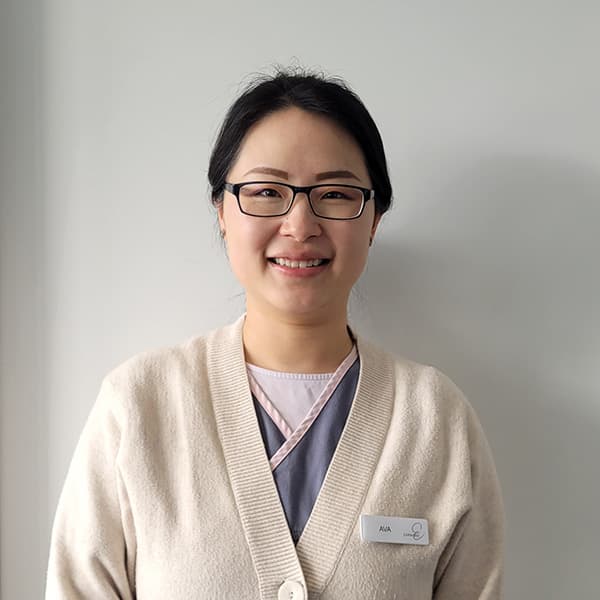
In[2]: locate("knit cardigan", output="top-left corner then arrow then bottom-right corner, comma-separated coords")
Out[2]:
45,316 -> 505,599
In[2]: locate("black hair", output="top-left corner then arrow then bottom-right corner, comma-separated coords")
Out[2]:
208,67 -> 392,215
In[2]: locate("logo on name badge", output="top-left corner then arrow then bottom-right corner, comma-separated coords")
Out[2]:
360,515 -> 429,545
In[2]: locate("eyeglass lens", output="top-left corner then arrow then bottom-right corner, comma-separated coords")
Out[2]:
238,183 -> 364,219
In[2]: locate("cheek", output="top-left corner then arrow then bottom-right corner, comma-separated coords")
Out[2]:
349,243 -> 371,280
223,216 -> 274,281
333,227 -> 371,281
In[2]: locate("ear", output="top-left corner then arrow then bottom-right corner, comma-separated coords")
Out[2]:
370,212 -> 382,240
217,201 -> 226,235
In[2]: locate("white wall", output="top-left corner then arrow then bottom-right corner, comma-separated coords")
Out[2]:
2,1 -> 599,597
1,1 -> 48,599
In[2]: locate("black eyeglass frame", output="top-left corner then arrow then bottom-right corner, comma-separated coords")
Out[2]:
223,181 -> 375,220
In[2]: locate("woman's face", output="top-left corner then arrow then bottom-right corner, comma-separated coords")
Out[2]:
218,106 -> 381,322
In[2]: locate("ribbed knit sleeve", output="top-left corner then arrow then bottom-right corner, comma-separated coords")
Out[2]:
432,372 -> 506,599
45,377 -> 136,599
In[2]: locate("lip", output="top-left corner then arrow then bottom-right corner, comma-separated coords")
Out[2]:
268,257 -> 330,278
267,253 -> 331,261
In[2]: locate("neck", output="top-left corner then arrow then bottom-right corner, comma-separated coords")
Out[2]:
242,309 -> 353,373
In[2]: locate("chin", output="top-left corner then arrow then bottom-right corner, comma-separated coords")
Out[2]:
271,293 -> 343,320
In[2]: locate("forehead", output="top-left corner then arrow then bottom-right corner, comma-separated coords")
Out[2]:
228,107 -> 370,183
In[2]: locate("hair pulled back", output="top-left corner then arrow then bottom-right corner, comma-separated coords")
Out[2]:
208,67 -> 392,215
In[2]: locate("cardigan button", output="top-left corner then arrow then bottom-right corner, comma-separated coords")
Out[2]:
278,579 -> 305,600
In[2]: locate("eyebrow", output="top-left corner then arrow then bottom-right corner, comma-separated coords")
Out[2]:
242,166 -> 361,182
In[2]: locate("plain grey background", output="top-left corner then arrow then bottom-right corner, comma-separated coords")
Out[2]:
1,1 -> 599,598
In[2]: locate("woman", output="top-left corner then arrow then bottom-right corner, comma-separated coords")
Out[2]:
46,69 -> 505,599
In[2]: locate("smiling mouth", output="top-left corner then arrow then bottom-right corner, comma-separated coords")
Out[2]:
268,257 -> 330,268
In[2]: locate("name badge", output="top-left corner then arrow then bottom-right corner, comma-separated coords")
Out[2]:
360,515 -> 429,545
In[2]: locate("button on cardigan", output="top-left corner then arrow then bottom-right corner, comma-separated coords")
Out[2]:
45,315 -> 506,599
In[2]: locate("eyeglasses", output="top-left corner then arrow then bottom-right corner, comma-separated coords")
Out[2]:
223,181 -> 374,220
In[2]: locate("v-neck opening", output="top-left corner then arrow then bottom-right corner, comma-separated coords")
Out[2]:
207,316 -> 395,598
254,356 -> 360,545
250,347 -> 359,469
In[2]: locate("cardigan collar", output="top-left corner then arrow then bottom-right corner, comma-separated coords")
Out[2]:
206,315 -> 395,599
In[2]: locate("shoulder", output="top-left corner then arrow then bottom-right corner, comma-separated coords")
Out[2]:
100,319 -> 241,410
357,338 -> 499,500
357,335 -> 479,435
104,333 -> 207,391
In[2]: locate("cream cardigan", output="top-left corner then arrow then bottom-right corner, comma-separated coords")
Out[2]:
46,316 -> 505,599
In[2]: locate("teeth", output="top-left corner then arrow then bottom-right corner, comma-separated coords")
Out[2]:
273,258 -> 325,268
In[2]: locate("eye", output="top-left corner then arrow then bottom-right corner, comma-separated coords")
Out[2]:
316,186 -> 361,202
322,190 -> 351,199
256,187 -> 282,198
240,183 -> 286,199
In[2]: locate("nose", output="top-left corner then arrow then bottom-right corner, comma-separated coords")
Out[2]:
279,191 -> 322,242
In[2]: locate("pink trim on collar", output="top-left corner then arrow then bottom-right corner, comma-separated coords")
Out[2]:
268,346 -> 358,471
247,374 -> 294,439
